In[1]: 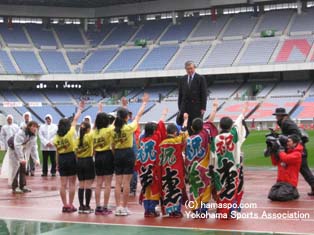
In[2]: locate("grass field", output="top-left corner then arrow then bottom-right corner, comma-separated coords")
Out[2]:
0,130 -> 313,167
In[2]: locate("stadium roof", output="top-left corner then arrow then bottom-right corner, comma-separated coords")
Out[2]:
0,0 -> 156,8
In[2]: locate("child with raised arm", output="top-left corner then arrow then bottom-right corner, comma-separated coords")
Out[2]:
135,108 -> 168,217
185,100 -> 219,215
54,101 -> 85,213
111,93 -> 149,216
210,102 -> 249,219
159,113 -> 188,218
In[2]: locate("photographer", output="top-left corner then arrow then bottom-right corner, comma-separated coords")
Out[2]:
268,134 -> 303,201
273,108 -> 314,196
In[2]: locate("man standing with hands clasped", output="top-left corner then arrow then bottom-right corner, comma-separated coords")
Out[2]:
178,61 -> 207,135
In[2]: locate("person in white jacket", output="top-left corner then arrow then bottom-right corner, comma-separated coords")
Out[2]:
0,115 -> 19,150
39,114 -> 58,177
8,121 -> 40,194
20,112 -> 35,176
0,115 -> 19,180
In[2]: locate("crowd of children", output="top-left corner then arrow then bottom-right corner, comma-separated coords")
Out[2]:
1,92 -> 249,219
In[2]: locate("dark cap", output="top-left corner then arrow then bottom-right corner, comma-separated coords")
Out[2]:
272,108 -> 288,116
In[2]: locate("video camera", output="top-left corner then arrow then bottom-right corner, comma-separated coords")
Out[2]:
264,128 -> 288,157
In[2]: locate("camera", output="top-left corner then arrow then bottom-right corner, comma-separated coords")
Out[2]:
264,128 -> 288,157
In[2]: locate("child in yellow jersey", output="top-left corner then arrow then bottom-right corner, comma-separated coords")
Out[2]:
93,112 -> 113,215
54,101 -> 85,213
75,121 -> 95,214
112,93 -> 149,216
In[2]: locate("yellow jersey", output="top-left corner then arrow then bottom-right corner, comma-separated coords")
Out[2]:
93,127 -> 112,152
54,126 -> 76,154
111,120 -> 137,149
75,131 -> 94,158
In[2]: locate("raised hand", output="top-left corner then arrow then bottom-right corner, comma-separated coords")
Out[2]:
142,93 -> 150,104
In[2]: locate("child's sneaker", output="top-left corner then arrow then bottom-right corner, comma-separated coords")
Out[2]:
115,206 -> 123,216
120,207 -> 128,216
144,211 -> 160,218
103,207 -> 112,215
69,205 -> 77,213
83,206 -> 93,214
169,212 -> 183,218
21,187 -> 32,193
12,188 -> 23,194
95,206 -> 104,215
78,206 -> 85,214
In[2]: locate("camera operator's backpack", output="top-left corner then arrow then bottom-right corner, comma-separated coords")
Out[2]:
299,128 -> 309,144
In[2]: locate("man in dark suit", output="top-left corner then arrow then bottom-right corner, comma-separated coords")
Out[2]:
177,61 -> 207,134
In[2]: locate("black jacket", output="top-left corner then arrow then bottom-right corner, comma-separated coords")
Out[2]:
279,118 -> 301,137
178,73 -> 207,115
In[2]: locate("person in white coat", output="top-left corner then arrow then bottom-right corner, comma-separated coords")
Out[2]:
1,115 -> 19,150
20,112 -> 36,176
8,121 -> 40,193
0,115 -> 19,180
39,114 -> 58,177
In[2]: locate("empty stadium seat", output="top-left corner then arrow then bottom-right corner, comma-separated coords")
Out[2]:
132,20 -> 170,42
137,45 -> 178,71
40,51 -> 70,73
168,43 -> 210,69
160,17 -> 199,42
275,38 -> 314,63
25,24 -> 57,47
102,24 -> 137,46
82,49 -> 118,73
201,40 -> 243,67
239,39 -> 278,65
106,48 -> 148,72
11,51 -> 43,74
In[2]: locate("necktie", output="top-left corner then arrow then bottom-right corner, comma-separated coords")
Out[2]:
188,76 -> 191,87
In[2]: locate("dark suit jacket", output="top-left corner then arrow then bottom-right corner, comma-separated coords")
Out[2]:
178,73 -> 207,119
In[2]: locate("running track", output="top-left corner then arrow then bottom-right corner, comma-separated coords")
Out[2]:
0,169 -> 313,234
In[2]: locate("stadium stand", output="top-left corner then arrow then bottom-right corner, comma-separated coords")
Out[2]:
275,37 -> 314,63
66,51 -> 87,65
269,81 -> 310,97
44,90 -> 75,104
255,10 -> 293,35
291,97 -> 314,120
39,51 -> 70,73
190,15 -> 229,40
54,25 -> 85,46
159,17 -> 199,42
141,101 -> 178,123
132,19 -> 170,42
82,49 -> 118,73
11,50 -> 43,74
102,23 -> 138,46
25,24 -> 57,47
0,24 -> 30,45
0,51 -> 17,74
208,83 -> 241,99
214,100 -> 259,121
136,45 -> 178,71
222,13 -> 257,38
106,47 -> 148,72
201,40 -> 243,67
238,39 -> 279,65
86,24 -> 115,47
168,43 -> 210,69
249,97 -> 299,121
17,90 -> 48,103
289,7 -> 314,34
